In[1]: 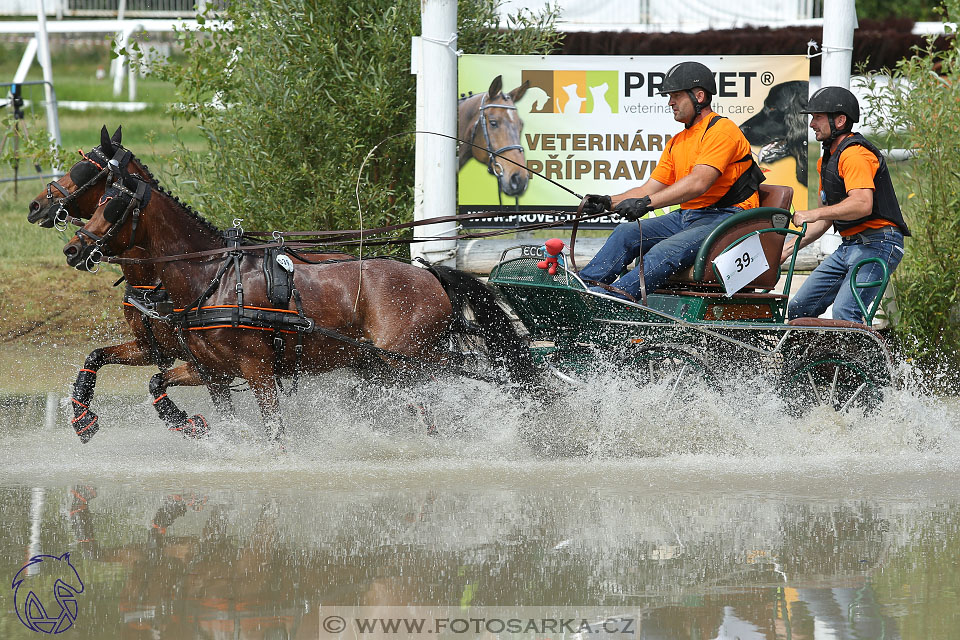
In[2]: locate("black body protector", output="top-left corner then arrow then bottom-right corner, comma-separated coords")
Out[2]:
820,133 -> 911,237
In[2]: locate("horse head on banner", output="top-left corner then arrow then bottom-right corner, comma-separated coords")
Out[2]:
458,75 -> 531,198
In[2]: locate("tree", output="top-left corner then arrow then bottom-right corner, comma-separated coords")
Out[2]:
862,0 -> 960,374
150,0 -> 561,236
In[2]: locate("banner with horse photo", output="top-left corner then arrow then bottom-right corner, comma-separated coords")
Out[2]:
457,55 -> 809,228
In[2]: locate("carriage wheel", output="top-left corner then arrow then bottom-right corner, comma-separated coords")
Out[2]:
783,352 -> 886,414
624,345 -> 716,405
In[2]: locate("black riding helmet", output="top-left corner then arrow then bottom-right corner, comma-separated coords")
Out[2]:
658,62 -> 717,128
802,86 -> 859,144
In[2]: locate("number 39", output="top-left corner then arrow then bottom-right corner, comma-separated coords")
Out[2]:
734,251 -> 752,272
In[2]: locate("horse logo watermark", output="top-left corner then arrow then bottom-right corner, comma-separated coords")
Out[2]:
12,553 -> 85,634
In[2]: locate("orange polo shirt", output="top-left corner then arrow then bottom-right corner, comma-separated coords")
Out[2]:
817,136 -> 895,236
651,113 -> 760,211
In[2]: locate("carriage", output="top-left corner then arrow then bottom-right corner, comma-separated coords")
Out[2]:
487,184 -> 895,414
29,127 -> 897,444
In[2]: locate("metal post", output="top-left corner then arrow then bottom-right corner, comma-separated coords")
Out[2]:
35,0 -> 62,172
411,0 -> 458,267
818,0 -> 856,256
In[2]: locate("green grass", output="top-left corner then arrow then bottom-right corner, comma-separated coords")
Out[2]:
2,41 -> 187,106
0,46 -> 204,343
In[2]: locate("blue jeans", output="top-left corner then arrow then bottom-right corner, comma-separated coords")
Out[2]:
578,207 -> 743,298
788,226 -> 905,322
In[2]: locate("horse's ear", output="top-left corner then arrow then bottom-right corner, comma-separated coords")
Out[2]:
488,75 -> 503,99
100,126 -> 113,153
509,79 -> 530,103
111,126 -> 122,145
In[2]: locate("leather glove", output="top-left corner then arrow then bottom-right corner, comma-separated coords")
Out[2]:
613,196 -> 653,222
581,194 -> 612,215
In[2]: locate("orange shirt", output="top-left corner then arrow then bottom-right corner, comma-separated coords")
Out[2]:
651,113 -> 760,210
816,138 -> 895,236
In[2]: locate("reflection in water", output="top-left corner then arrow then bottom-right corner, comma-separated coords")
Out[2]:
2,362 -> 959,638
2,482 -> 960,638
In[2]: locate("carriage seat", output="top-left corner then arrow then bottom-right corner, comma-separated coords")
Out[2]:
663,184 -> 794,292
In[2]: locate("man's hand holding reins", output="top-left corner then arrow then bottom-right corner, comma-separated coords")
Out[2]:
582,194 -> 612,215
613,196 -> 653,222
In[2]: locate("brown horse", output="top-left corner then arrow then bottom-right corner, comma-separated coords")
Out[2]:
60,143 -> 532,443
29,126 -> 354,442
458,75 -> 531,197
27,127 -> 240,440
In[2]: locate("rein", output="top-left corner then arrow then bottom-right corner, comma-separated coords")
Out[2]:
104,207 -> 614,265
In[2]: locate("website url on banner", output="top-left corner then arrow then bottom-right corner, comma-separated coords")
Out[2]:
318,607 -> 640,638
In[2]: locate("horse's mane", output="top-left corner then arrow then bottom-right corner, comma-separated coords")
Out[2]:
121,145 -> 224,238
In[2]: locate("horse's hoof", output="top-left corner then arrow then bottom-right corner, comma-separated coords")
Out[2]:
169,414 -> 209,439
71,409 -> 100,443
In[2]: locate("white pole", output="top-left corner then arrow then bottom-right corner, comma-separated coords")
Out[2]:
820,0 -> 856,88
411,0 -> 458,267
35,0 -> 62,172
818,0 -> 856,256
14,38 -> 38,84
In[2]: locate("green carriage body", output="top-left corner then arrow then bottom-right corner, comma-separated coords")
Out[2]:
488,205 -> 895,412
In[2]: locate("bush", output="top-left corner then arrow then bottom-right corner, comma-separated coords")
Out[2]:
147,0 -> 561,237
862,0 -> 960,373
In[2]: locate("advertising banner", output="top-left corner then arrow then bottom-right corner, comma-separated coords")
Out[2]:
457,55 -> 809,228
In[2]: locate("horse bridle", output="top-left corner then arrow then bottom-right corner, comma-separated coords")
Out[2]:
38,146 -> 133,231
470,94 -> 523,180
73,160 -> 152,272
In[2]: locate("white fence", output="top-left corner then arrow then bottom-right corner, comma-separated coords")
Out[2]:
0,0 -> 216,17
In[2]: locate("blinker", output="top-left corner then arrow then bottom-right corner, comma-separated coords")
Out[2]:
103,196 -> 127,223
69,161 -> 99,186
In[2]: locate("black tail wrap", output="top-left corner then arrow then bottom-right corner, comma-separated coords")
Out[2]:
426,264 -> 537,385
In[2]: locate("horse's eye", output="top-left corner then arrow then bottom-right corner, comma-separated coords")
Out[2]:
489,119 -> 499,128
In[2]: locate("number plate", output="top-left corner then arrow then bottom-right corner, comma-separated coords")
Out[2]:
712,234 -> 769,296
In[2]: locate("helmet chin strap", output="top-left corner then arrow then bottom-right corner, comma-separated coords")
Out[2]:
823,113 -> 851,152
684,89 -> 704,129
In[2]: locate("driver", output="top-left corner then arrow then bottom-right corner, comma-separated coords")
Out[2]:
578,61 -> 763,299
780,86 -> 909,323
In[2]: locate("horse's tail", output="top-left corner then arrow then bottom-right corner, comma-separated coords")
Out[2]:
426,264 -> 537,385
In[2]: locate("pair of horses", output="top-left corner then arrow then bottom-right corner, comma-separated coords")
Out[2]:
29,126 -> 533,444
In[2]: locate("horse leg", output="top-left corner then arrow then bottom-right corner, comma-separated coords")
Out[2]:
246,368 -> 284,444
70,341 -> 158,443
148,364 -> 210,439
206,379 -> 237,422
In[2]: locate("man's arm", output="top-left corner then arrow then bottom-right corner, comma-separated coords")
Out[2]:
780,219 -> 832,264
611,164 -> 720,209
793,188 -> 873,225
779,189 -> 873,264
610,177 -> 669,207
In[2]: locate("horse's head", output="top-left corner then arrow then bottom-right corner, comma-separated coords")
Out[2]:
28,125 -> 154,229
63,150 -> 154,271
461,75 -> 531,197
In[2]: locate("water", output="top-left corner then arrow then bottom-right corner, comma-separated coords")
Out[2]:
2,348 -> 960,639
